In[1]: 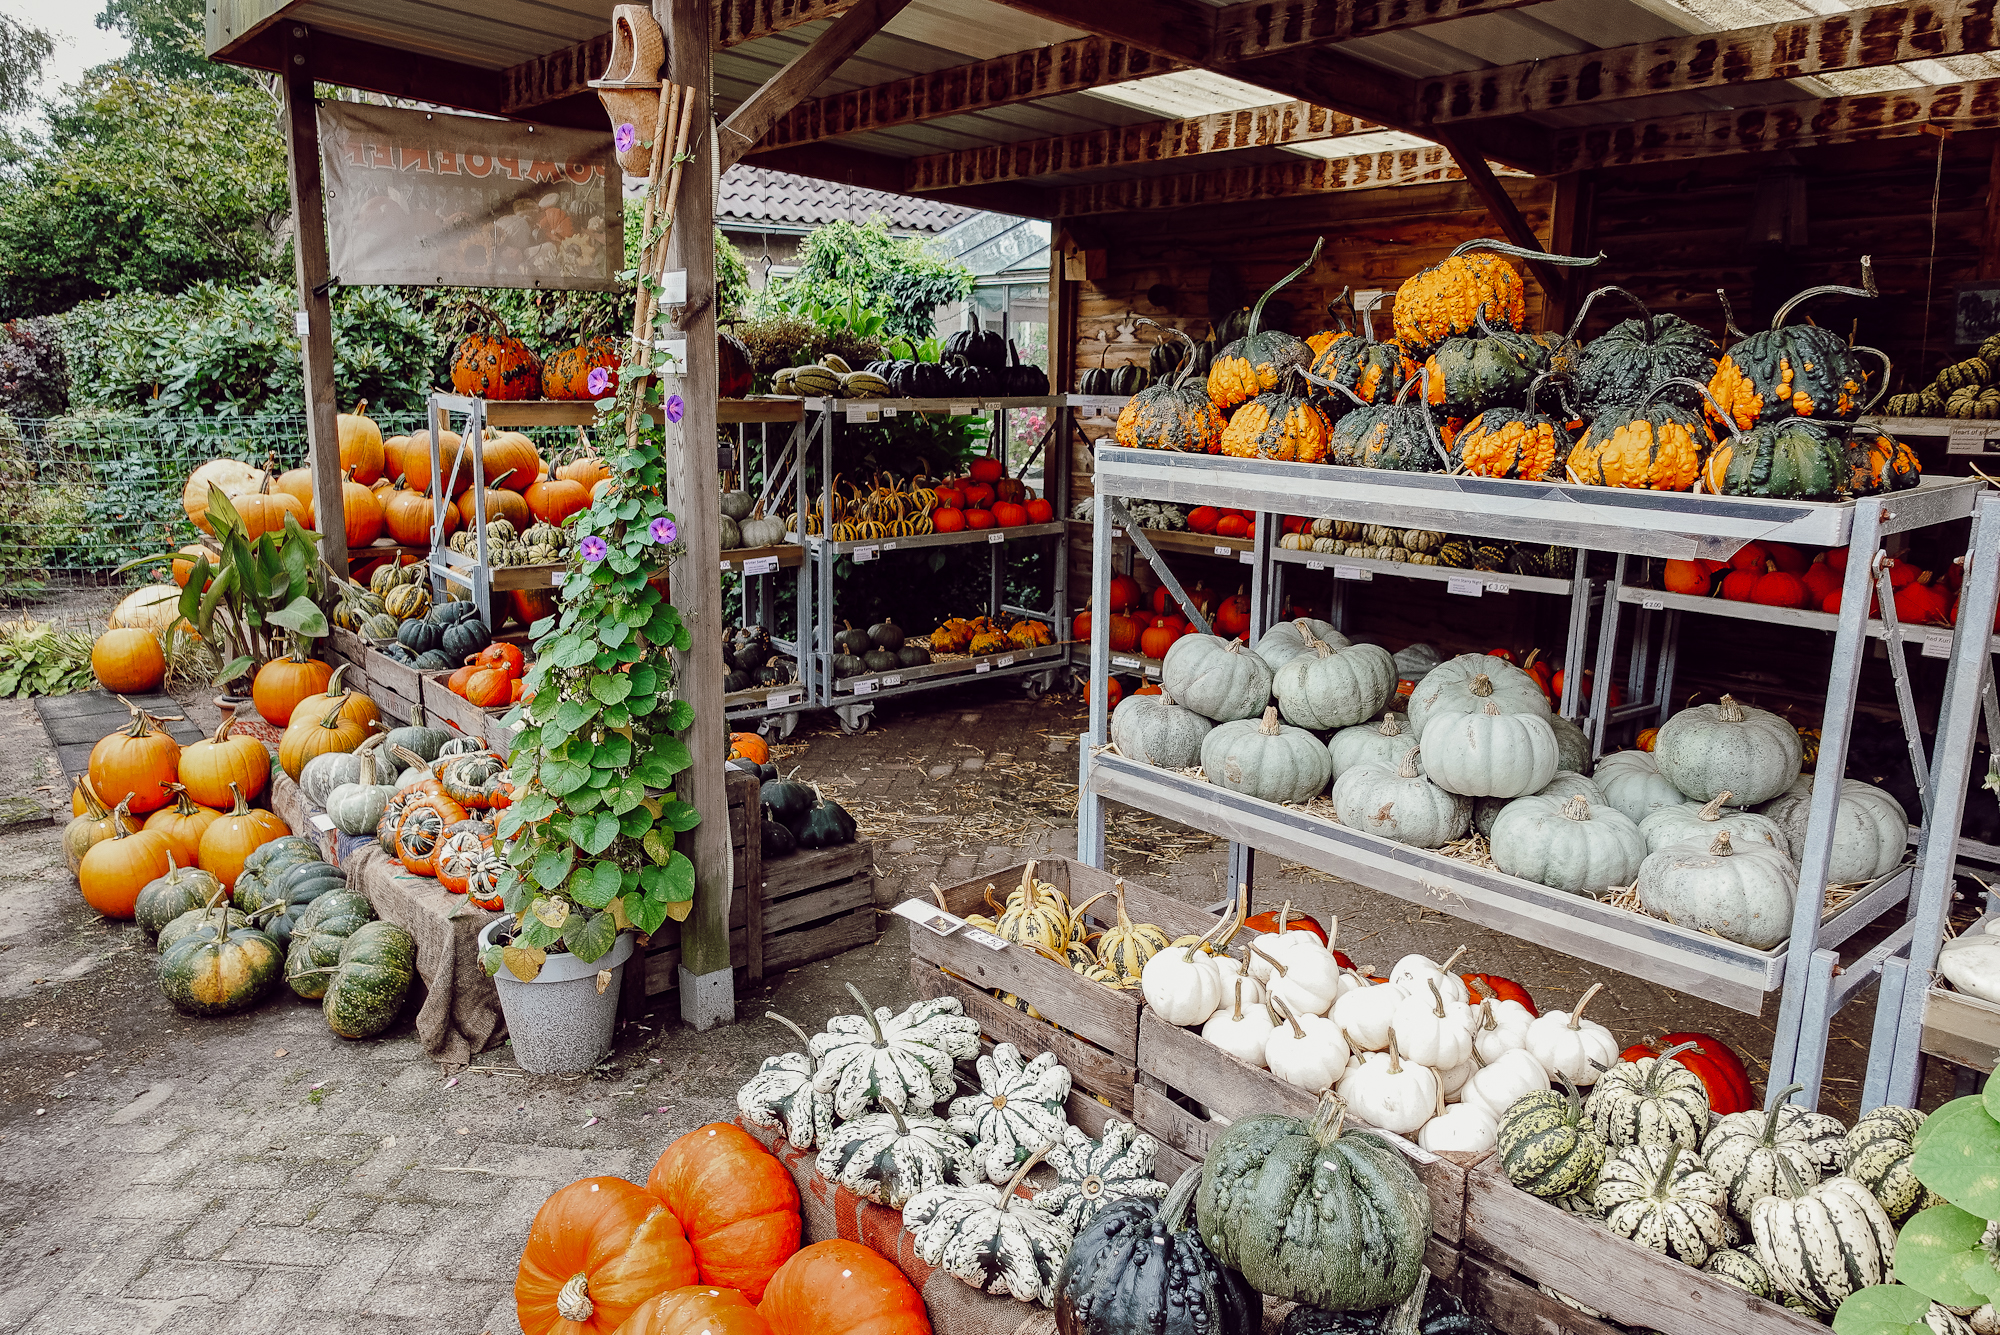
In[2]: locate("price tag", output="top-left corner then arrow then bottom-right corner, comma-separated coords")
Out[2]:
882,674 -> 903,687
882,541 -> 898,551
975,661 -> 992,673
1214,545 -> 1234,557
1484,581 -> 1510,594
988,531 -> 1005,544
1642,598 -> 1665,611
846,405 -> 880,424
883,407 -> 899,417
766,690 -> 799,707
893,899 -> 963,936
1923,629 -> 1955,659
853,545 -> 878,563
742,555 -> 780,576
1112,656 -> 1142,669
1239,550 -> 1256,565
1447,576 -> 1484,597
719,559 -> 733,572
963,926 -> 1010,951
1306,561 -> 1325,571
549,572 -> 565,586
949,402 -> 975,416
1335,565 -> 1371,581
1949,422 -> 1993,455
852,678 -> 879,695
309,813 -> 337,833
998,655 -> 1016,667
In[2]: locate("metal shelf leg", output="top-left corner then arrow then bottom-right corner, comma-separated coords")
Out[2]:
1078,492 -> 1113,868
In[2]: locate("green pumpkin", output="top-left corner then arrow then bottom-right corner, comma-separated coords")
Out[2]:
760,778 -> 816,827
1195,1090 -> 1431,1312
1570,286 -> 1720,416
1497,1074 -> 1606,1199
157,904 -> 251,953
1160,634 -> 1273,723
134,858 -> 226,940
1307,334 -> 1415,411
413,649 -> 454,671
794,796 -> 857,849
242,836 -> 317,877
428,599 -> 482,626
1702,1246 -> 1776,1301
1593,1142 -> 1729,1267
1583,1041 -> 1710,1151
396,619 -> 444,654
159,913 -> 282,1016
359,613 -> 400,640
246,861 -> 346,949
383,706 -> 453,762
285,889 -> 377,999
1422,312 -> 1545,418
1328,397 -> 1444,472
1840,1105 -> 1938,1225
322,921 -> 417,1039
1702,417 -> 1849,500
440,619 -> 491,660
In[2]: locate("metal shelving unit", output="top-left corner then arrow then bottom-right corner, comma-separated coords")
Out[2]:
801,396 -> 1071,733
1075,443 -> 1994,1108
723,412 -> 813,739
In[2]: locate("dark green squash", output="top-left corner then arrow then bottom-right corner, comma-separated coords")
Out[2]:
242,835 -> 317,877
428,600 -> 483,626
868,618 -> 906,651
245,861 -> 347,949
1570,286 -> 1720,415
1208,238 -> 1325,412
323,920 -> 417,1039
1308,332 -> 1416,414
1195,1090 -> 1432,1311
235,857 -> 341,916
382,705 -> 454,763
159,911 -> 283,1016
760,778 -> 816,827
1700,416 -> 1849,500
157,904 -> 251,954
1055,1167 -> 1257,1335
834,622 -> 873,655
285,888 -> 377,999
1109,364 -> 1151,396
1279,1287 -> 1495,1335
831,653 -> 866,679
793,796 -> 857,849
862,649 -> 900,674
1325,372 -> 1448,473
396,619 -> 444,654
898,645 -> 932,668
762,818 -> 797,859
135,859 -> 226,940
440,618 -> 492,661
378,643 -> 418,665
1708,265 -> 1887,430
413,649 -> 454,671
1421,308 -> 1545,418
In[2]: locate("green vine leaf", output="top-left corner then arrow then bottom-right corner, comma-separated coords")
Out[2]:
591,673 -> 633,705
570,860 -> 622,909
541,755 -> 590,797
661,800 -> 702,833
1914,1096 -> 2000,1217
532,846 -> 575,891
572,811 -> 621,856
1893,1204 -> 2000,1308
641,828 -> 673,865
1830,1284 -> 1940,1335
624,893 -> 668,935
665,699 -> 695,732
564,910 -> 617,962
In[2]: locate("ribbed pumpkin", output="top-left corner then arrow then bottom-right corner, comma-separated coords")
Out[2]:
542,335 -> 620,399
337,400 -> 385,484
183,457 -> 266,535
647,1123 -> 802,1301
251,647 -> 333,726
64,777 -> 119,872
398,429 -> 463,495
177,717 -> 270,809
1220,373 -> 1331,463
515,1177 -> 699,1335
1325,371 -> 1448,472
89,701 -> 181,815
1392,238 -> 1603,355
1593,1143 -> 1728,1267
1700,416 -> 1849,501
1497,1073 -> 1606,1199
1844,423 -> 1922,495
158,906 -> 282,1016
1423,307 -> 1546,418
143,784 -> 223,866
450,306 -> 542,401
1584,1042 -> 1710,1151
1307,329 -> 1415,409
1707,267 -> 1886,430
1570,286 -> 1721,415
1200,706 -> 1334,805
1207,238 -> 1323,412
79,798 -> 176,919
1452,373 -> 1574,481
197,781 -> 290,892
1840,1105 -> 1938,1225
91,627 -> 165,694
1116,322 -> 1226,452
134,853 -> 226,939
278,667 -> 380,780
1566,378 -> 1715,492
382,483 -> 458,546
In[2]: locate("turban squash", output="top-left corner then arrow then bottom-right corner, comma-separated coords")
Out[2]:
1307,327 -> 1414,412
1570,285 -> 1721,415
1220,373 -> 1330,463
1453,374 -> 1575,481
1844,423 -> 1921,495
1207,237 -> 1324,412
1324,369 -> 1449,472
1567,378 -> 1716,491
1392,238 -> 1603,356
1116,321 -> 1226,452
1706,262 -> 1888,430
1423,306 -> 1547,418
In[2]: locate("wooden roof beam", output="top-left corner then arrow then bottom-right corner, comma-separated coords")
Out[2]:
1417,2 -> 2000,127
1050,142 -> 1476,216
719,0 -> 913,171
902,101 -> 1378,191
1213,0 -> 1556,62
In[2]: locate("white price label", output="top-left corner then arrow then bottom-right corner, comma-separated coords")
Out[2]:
881,674 -> 903,687
988,531 -> 1005,544
852,678 -> 879,695
1447,576 -> 1484,597
1949,423 -> 1993,455
1214,545 -> 1234,557
766,690 -> 799,707
852,545 -> 878,563
1306,561 -> 1325,571
882,541 -> 898,551
846,405 -> 880,424
963,927 -> 1011,951
883,407 -> 899,417
975,661 -> 992,674
998,655 -> 1016,667
1642,598 -> 1665,611
549,571 -> 565,586
294,310 -> 310,337
1334,565 -> 1371,582
1239,550 -> 1256,565
309,813 -> 337,833
949,402 -> 975,416
742,555 -> 780,576
657,270 -> 688,305
1112,656 -> 1142,669
1484,581 -> 1510,594
1923,629 -> 1955,659
893,899 -> 963,936
719,559 -> 732,572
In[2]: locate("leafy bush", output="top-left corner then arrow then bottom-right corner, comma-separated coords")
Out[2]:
0,317 -> 68,420
731,313 -> 881,376
752,218 -> 972,342
0,618 -> 95,696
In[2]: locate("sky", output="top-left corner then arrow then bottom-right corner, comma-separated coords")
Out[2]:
3,0 -> 130,125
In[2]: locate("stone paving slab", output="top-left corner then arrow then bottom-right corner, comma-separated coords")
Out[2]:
37,690 -> 205,784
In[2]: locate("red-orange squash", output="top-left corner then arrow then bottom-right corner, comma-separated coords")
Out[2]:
89,702 -> 182,815
757,1242 -> 929,1335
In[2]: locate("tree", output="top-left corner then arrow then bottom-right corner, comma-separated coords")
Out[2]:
754,217 -> 973,341
96,0 -> 249,86
0,16 -> 55,122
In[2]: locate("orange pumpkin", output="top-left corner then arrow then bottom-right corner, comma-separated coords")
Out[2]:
338,400 -> 385,484
276,465 -> 316,515
384,483 -> 459,546
456,486 -> 533,532
196,781 -> 290,892
616,1287 -> 771,1335
757,1242 -> 929,1335
229,475 -> 313,542
480,431 -> 543,492
170,544 -> 209,588
381,434 -> 413,484
556,456 -> 613,491
64,776 -> 119,873
525,477 -> 591,527
143,783 -> 223,866
542,337 -> 621,401
462,666 -> 514,708
340,468 -> 386,548
178,717 -> 270,809
728,733 -> 769,766
1662,559 -> 1711,597
646,1124 -> 800,1302
511,587 -> 560,629
252,649 -> 333,727
477,642 -> 528,678
400,429 -> 464,495
277,666 -> 380,779
79,799 -> 175,919
89,702 -> 181,815
515,1176 -> 698,1335
183,458 -> 266,536
451,309 -> 543,402
92,627 -> 166,694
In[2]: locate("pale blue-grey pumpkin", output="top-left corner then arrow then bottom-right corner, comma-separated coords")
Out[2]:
1594,749 -> 1689,826
1420,699 -> 1559,798
1639,793 -> 1787,856
1255,617 -> 1350,669
1635,829 -> 1797,949
1162,635 -> 1274,722
1328,713 -> 1416,783
1652,694 -> 1801,805
1110,690 -> 1214,769
1331,747 -> 1469,849
1475,769 -> 1604,838
1489,793 -> 1647,896
1271,635 -> 1397,731
1405,653 -> 1551,736
1756,776 -> 1907,883
1201,706 -> 1332,804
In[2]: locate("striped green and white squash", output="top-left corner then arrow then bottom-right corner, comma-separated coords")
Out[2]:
1700,1083 -> 1829,1220
1497,1074 -> 1607,1200
948,1042 -> 1073,1184
735,1012 -> 835,1150
1841,1104 -> 1939,1225
1702,1246 -> 1776,1300
1036,1118 -> 1169,1232
810,983 -> 981,1119
1593,1143 -> 1729,1266
1749,1164 -> 1896,1316
814,1105 -> 978,1208
903,1147 -> 1074,1306
1583,1041 -> 1710,1150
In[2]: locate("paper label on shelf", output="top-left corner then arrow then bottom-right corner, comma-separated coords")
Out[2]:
883,407 -> 898,417
892,899 -> 963,936
1949,423 -> 1994,455
1484,581 -> 1510,594
1306,561 -> 1325,571
742,555 -> 780,576
719,560 -> 732,572
963,926 -> 1010,951
975,661 -> 992,673
1447,576 -> 1483,597
766,690 -> 799,708
657,270 -> 687,305
1214,545 -> 1233,556
949,402 -> 975,416
1334,564 -> 1371,581
852,678 -> 878,695
1112,656 -> 1142,669
309,813 -> 337,833
1642,598 -> 1665,611
1239,550 -> 1256,565
988,531 -> 1005,544
881,674 -> 903,687
846,405 -> 880,424
549,572 -> 564,586
853,546 -> 878,563
998,655 -> 1016,667
1923,629 -> 1955,659
882,541 -> 898,551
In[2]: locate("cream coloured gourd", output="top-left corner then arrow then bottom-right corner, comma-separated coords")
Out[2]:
1332,978 -> 1407,1050
1389,977 -> 1474,1070
1264,998 -> 1351,1094
1461,1048 -> 1552,1121
1247,939 -> 1343,1017
1334,1029 -> 1438,1135
1471,997 -> 1535,1063
1201,978 -> 1275,1066
1419,1101 -> 1498,1154
1524,982 -> 1619,1086
1388,947 -> 1471,1006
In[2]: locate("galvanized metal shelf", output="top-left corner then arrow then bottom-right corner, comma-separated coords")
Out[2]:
801,396 -> 1065,413
813,521 -> 1064,557
1270,545 -> 1574,597
825,642 -> 1069,708
1611,582 -> 2000,652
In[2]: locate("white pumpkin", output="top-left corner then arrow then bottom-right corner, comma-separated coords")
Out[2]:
1653,694 -> 1802,805
1214,953 -> 1266,1007
1641,791 -> 1788,856
1264,998 -> 1350,1093
1419,1101 -> 1498,1154
1109,690 -> 1215,768
1160,634 -> 1273,722
1335,1030 -> 1438,1135
1636,830 -> 1798,951
1248,938 -> 1343,1017
1331,747 -> 1471,849
1406,654 -> 1552,736
1389,977 -> 1474,1070
1249,921 -> 1336,982
1422,700 -> 1561,799
1202,977 -> 1275,1066
1271,634 -> 1398,731
1201,706 -> 1333,804
1388,948 -> 1471,1006
1470,997 -> 1534,1063
1757,776 -> 1909,884
1461,1047 -> 1552,1121
1439,1054 -> 1480,1098
1328,712 -> 1418,783
1939,930 -> 2000,1004
1524,981 -> 1619,1086
1332,979 -> 1407,1051
1141,936 -> 1227,1026
1489,793 -> 1648,896
1255,617 -> 1350,669
1595,749 -> 1689,826
1475,769 -> 1605,838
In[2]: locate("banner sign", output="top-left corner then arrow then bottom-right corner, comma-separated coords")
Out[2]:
319,102 -> 621,290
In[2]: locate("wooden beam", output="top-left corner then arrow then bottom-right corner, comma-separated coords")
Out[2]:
1436,132 -> 1568,296
714,0 -> 856,47
1980,136 -> 2000,279
280,30 -> 347,580
984,0 -> 1215,64
1213,0 -> 1555,62
1544,169 -> 1592,329
1544,79 -> 2000,172
221,22 -> 517,119
748,141 -> 1057,215
502,34 -> 613,117
1051,144 -> 1473,216
1417,2 -> 2000,127
903,101 -> 1375,191
719,0 -> 913,172
750,37 -> 1182,154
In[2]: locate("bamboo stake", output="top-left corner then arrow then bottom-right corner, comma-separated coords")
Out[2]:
629,83 -> 699,449
628,81 -> 684,368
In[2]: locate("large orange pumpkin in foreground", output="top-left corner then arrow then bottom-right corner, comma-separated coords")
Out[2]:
757,1242 -> 930,1335
645,1124 -> 799,1303
611,1286 -> 769,1335
89,703 -> 181,814
91,628 -> 166,694
516,1176 -> 698,1335
196,782 -> 290,891
79,800 -> 174,919
177,718 -> 269,808
252,649 -> 333,726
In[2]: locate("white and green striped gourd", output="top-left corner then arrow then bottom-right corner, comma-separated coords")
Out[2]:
1594,1142 -> 1730,1266
1840,1104 -> 1940,1225
1497,1073 -> 1607,1200
1584,1039 -> 1711,1150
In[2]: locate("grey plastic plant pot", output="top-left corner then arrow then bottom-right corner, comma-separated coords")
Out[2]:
478,919 -> 635,1073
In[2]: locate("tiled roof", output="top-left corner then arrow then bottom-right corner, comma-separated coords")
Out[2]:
718,166 -> 974,233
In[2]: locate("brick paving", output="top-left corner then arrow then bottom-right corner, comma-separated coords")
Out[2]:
0,677 -> 1922,1334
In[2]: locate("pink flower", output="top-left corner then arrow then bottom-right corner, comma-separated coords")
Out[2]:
664,394 -> 684,424
649,517 -> 677,544
579,536 -> 608,563
614,123 -> 637,153
586,366 -> 611,397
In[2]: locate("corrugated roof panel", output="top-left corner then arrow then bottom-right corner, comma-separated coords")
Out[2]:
719,165 -> 975,230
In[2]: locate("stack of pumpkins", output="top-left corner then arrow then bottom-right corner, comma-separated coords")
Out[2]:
925,615 -> 1053,663
751,768 -> 858,859
830,617 -> 930,680
1657,539 -> 1979,629
724,624 -> 802,695
1110,240 -> 1922,504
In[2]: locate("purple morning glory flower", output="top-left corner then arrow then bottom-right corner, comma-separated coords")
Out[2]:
586,366 -> 611,396
615,123 -> 637,153
664,394 -> 685,424
579,536 -> 608,563
650,517 -> 677,545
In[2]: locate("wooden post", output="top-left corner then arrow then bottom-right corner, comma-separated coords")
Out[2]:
281,26 -> 348,579
1979,137 -> 2000,280
658,0 -> 733,1030
1544,171 -> 1593,332
1436,132 -> 1568,303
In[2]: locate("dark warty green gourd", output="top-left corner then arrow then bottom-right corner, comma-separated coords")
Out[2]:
1054,1167 -> 1258,1335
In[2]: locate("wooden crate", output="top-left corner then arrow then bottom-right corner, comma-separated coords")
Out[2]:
359,646 -> 422,724
420,669 -> 504,742
1922,981 -> 2000,1074
910,860 -> 1218,1113
1461,1159 -> 1822,1335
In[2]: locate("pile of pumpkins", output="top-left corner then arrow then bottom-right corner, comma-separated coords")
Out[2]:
1883,331 -> 2000,418
790,456 -> 1053,542
1110,624 -> 1907,950
771,314 -> 1050,400
720,477 -> 788,551
926,614 -> 1053,660
830,617 -> 930,680
1275,517 -> 1576,580
958,863 -> 1172,999
724,624 -> 801,695
747,764 -> 858,859
1073,576 -> 1251,662
1112,239 -> 1922,504
1657,539 -> 1985,629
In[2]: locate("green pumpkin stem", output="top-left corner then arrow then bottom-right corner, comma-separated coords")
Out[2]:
1773,1152 -> 1810,1201
1650,1143 -> 1684,1197
1308,1089 -> 1350,1143
844,981 -> 888,1048
1244,236 -> 1325,340
1157,1155 -> 1203,1231
765,1011 -> 817,1070
1555,1070 -> 1584,1120
995,1142 -> 1053,1213
1759,1083 -> 1809,1145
